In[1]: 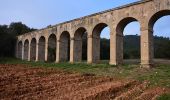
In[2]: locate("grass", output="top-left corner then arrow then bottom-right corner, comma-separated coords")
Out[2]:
157,94 -> 170,100
0,57 -> 170,88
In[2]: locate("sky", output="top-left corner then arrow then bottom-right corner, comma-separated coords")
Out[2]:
0,0 -> 170,38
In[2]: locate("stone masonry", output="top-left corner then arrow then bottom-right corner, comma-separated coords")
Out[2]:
16,0 -> 170,68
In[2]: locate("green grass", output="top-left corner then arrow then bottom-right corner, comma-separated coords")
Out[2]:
0,57 -> 170,88
157,94 -> 170,100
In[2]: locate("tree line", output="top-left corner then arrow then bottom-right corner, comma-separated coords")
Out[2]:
0,22 -> 36,57
98,35 -> 170,60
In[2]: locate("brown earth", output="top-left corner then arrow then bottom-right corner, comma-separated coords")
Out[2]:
0,64 -> 168,100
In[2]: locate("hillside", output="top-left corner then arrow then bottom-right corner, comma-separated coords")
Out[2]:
99,35 -> 170,60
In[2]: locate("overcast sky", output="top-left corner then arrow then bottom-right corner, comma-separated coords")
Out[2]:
0,0 -> 170,38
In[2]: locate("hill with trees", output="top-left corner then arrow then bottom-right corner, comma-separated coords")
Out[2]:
99,35 -> 170,60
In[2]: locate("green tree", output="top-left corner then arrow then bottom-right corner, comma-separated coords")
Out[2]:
0,22 -> 36,57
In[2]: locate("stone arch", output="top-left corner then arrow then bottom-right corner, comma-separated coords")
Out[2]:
38,36 -> 45,61
30,38 -> 36,61
116,17 -> 140,64
148,10 -> 170,62
17,41 -> 22,59
59,31 -> 70,62
92,23 -> 108,37
116,17 -> 138,35
24,39 -> 29,60
92,23 -> 110,63
48,34 -> 57,62
74,27 -> 87,62
148,10 -> 170,30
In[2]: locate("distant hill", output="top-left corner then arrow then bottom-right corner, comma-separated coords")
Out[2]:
98,35 -> 170,60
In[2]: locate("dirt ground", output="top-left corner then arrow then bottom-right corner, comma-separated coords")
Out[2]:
0,64 -> 169,100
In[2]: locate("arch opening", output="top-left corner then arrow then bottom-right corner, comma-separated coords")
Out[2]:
149,10 -> 170,30
48,34 -> 57,62
74,27 -> 87,62
38,36 -> 45,61
24,40 -> 29,60
92,23 -> 110,63
149,10 -> 170,64
17,41 -> 22,59
60,31 -> 70,62
100,27 -> 110,61
30,38 -> 36,61
116,17 -> 141,64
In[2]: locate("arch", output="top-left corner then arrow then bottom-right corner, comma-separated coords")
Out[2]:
24,39 -> 29,60
148,10 -> 170,63
116,17 -> 140,64
92,23 -> 108,38
116,17 -> 138,35
17,41 -> 22,59
30,38 -> 36,61
149,10 -> 170,30
74,27 -> 87,39
74,27 -> 87,62
59,31 -> 70,62
38,36 -> 45,61
48,34 -> 57,62
92,23 -> 110,63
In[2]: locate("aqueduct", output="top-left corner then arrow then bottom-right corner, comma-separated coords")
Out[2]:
16,0 -> 170,68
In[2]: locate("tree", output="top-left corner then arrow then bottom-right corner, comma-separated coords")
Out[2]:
9,22 -> 36,36
0,22 -> 36,57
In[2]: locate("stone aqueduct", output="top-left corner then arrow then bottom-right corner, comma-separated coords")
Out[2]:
16,0 -> 170,68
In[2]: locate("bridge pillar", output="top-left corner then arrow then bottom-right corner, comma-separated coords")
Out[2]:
54,39 -> 58,63
87,35 -> 93,64
140,27 -> 153,68
110,32 -> 117,65
45,41 -> 48,62
35,42 -> 39,62
56,40 -> 60,63
70,37 -> 74,63
110,29 -> 123,65
28,42 -> 31,61
87,34 -> 100,63
22,44 -> 24,60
